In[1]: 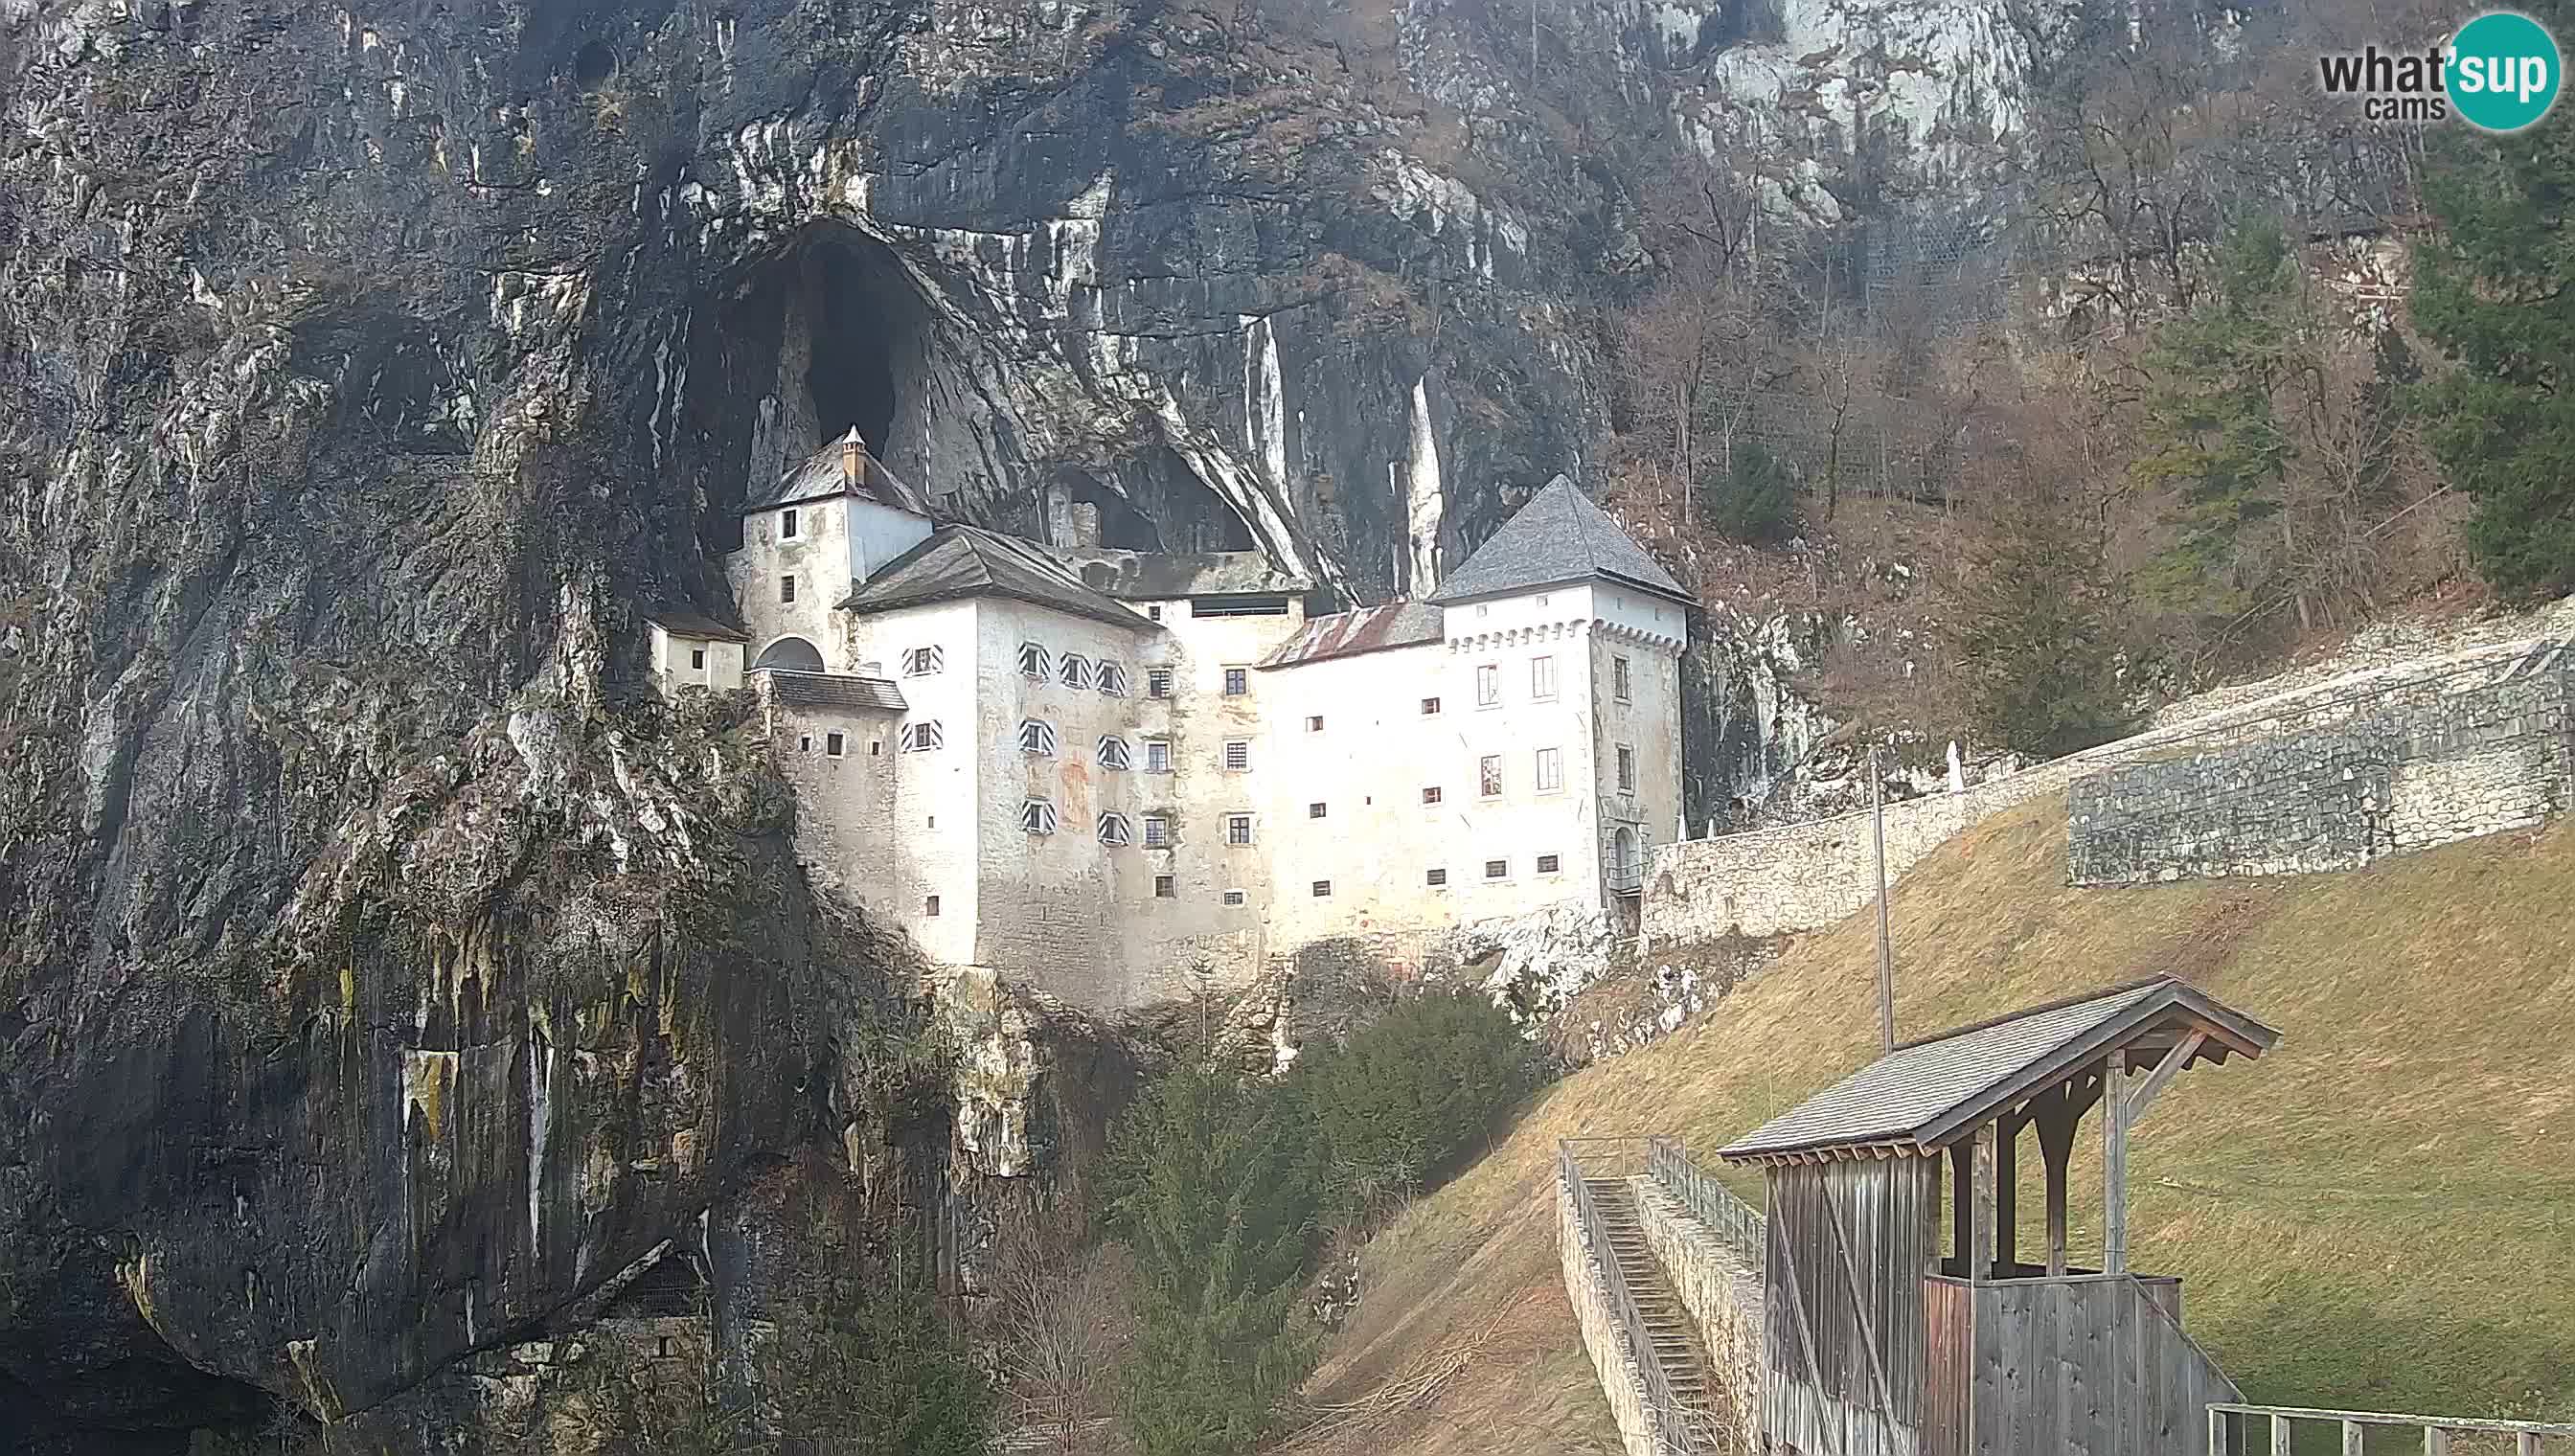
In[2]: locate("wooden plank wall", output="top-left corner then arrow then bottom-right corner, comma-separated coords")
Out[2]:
1959,1274 -> 2239,1456
1761,1157 -> 1939,1456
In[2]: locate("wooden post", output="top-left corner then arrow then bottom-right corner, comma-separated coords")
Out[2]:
1972,1122 -> 2000,1283
1994,1113 -> 2018,1278
2269,1414 -> 2292,1456
2424,1427 -> 2450,1456
2040,1094 -> 2072,1278
2343,1422 -> 2366,1455
2103,1055 -> 2131,1274
1950,1138 -> 1974,1278
2209,1407 -> 2227,1456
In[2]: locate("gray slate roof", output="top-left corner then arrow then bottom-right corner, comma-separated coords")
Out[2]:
1425,476 -> 1696,607
762,671 -> 908,713
1717,977 -> 2279,1162
641,603 -> 750,643
746,435 -> 936,515
1258,602 -> 1445,669
1055,547 -> 1311,601
838,527 -> 1154,634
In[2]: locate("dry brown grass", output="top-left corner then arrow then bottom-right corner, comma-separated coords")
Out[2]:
1300,796 -> 2575,1452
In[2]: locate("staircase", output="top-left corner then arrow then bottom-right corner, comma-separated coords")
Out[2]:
1585,1175 -> 1724,1447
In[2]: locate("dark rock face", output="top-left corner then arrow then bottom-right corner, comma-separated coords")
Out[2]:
0,0 -> 1732,1445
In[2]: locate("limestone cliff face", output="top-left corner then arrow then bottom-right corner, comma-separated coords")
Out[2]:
0,0 -> 2235,1445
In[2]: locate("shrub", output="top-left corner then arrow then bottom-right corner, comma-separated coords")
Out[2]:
1291,988 -> 1538,1213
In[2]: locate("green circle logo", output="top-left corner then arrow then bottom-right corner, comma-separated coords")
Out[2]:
2447,11 -> 2562,132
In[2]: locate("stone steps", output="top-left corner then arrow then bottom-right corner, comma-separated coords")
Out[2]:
1584,1177 -> 1723,1439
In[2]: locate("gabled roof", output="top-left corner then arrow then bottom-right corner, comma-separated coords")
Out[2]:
1425,475 -> 1696,608
746,433 -> 936,515
838,527 -> 1154,634
761,670 -> 908,713
1055,547 -> 1311,601
1258,602 -> 1444,669
641,603 -> 750,643
1717,977 -> 2279,1164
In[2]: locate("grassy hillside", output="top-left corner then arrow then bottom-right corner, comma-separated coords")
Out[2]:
1298,796 -> 2575,1452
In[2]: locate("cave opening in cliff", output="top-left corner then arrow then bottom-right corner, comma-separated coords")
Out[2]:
797,227 -> 928,463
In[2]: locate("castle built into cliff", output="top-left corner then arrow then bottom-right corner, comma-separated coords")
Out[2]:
646,430 -> 1693,1012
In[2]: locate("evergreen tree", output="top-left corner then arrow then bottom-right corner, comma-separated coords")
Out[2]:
2129,219 -> 2298,616
1102,1064 -> 1321,1456
2414,81 -> 2575,603
1695,440 -> 1800,545
1290,988 -> 1536,1215
1954,492 -> 2131,759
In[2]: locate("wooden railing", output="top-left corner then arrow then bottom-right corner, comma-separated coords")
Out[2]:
1644,1134 -> 1766,1271
2208,1404 -> 2575,1453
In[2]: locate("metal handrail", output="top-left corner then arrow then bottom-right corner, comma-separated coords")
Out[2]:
1561,1139 -> 1719,1454
1644,1136 -> 1766,1272
2207,1403 -> 2575,1454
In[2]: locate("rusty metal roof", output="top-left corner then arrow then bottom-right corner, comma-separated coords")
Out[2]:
1717,977 -> 2279,1163
1258,602 -> 1445,669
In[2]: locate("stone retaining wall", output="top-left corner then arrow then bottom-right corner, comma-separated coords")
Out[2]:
1558,1172 -> 1665,1456
1640,634 -> 2569,946
2068,651 -> 2573,885
1631,1178 -> 1764,1452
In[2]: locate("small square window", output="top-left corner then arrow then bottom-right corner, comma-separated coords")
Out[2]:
1144,815 -> 1171,848
1425,867 -> 1448,887
657,1335 -> 676,1359
826,732 -> 845,758
1485,858 -> 1509,879
1422,786 -> 1442,805
1479,755 -> 1503,798
1221,888 -> 1247,906
1311,879 -> 1333,898
1150,604 -> 1164,621
1306,715 -> 1324,733
870,740 -> 880,756
1148,667 -> 1174,698
1421,696 -> 1441,715
798,735 -> 812,752
1537,853 -> 1561,875
782,508 -> 799,539
1309,802 -> 1327,819
1223,668 -> 1248,696
1154,875 -> 1176,898
691,648 -> 706,670
1226,814 -> 1254,846
1145,739 -> 1173,773
1223,739 -> 1250,771
923,895 -> 941,917
780,576 -> 797,603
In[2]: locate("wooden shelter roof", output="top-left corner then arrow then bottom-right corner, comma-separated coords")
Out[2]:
1716,977 -> 2278,1165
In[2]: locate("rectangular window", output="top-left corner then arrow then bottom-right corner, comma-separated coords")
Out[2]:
1484,858 -> 1509,879
923,895 -> 941,917
1097,661 -> 1128,696
1536,746 -> 1562,793
1022,799 -> 1058,835
1475,664 -> 1500,707
780,576 -> 797,603
691,648 -> 706,670
1422,785 -> 1442,805
1196,597 -> 1291,617
1018,718 -> 1060,757
1425,867 -> 1448,887
1311,880 -> 1333,898
1613,656 -> 1632,702
1221,888 -> 1248,906
1145,739 -> 1173,773
1017,642 -> 1051,679
1097,736 -> 1132,770
1537,853 -> 1561,875
1223,739 -> 1250,772
1143,814 -> 1171,848
1223,667 -> 1249,696
1479,755 -> 1503,799
899,721 -> 943,752
1150,604 -> 1164,621
1617,744 -> 1636,791
1421,696 -> 1441,716
782,509 -> 799,539
1097,812 -> 1133,847
1306,715 -> 1324,733
900,646 -> 944,676
826,732 -> 845,758
798,735 -> 811,752
1226,814 -> 1254,846
1148,667 -> 1174,698
1532,654 -> 1558,701
1308,802 -> 1327,819
1060,653 -> 1093,690
1154,875 -> 1175,898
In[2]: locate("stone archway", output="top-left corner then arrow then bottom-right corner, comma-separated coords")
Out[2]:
753,635 -> 825,672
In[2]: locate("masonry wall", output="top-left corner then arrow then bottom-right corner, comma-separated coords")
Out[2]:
649,626 -> 745,694
2067,659 -> 2573,885
1558,1171 -> 1667,1456
1640,637 -> 2571,946
726,495 -> 852,667
1631,1178 -> 1764,1452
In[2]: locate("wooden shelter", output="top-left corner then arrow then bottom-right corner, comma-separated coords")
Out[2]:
1716,976 -> 2279,1456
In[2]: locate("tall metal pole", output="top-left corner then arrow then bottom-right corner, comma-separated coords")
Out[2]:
1872,746 -> 1896,1052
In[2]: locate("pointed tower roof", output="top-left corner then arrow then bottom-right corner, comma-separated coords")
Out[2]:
1424,476 -> 1696,607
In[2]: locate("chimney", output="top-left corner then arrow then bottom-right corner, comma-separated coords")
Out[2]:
839,426 -> 865,489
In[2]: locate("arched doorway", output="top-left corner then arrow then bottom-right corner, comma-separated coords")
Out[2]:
1610,826 -> 1639,892
753,635 -> 825,672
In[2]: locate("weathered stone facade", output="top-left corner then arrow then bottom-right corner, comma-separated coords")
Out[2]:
1631,1179 -> 1764,1452
2068,649 -> 2573,886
